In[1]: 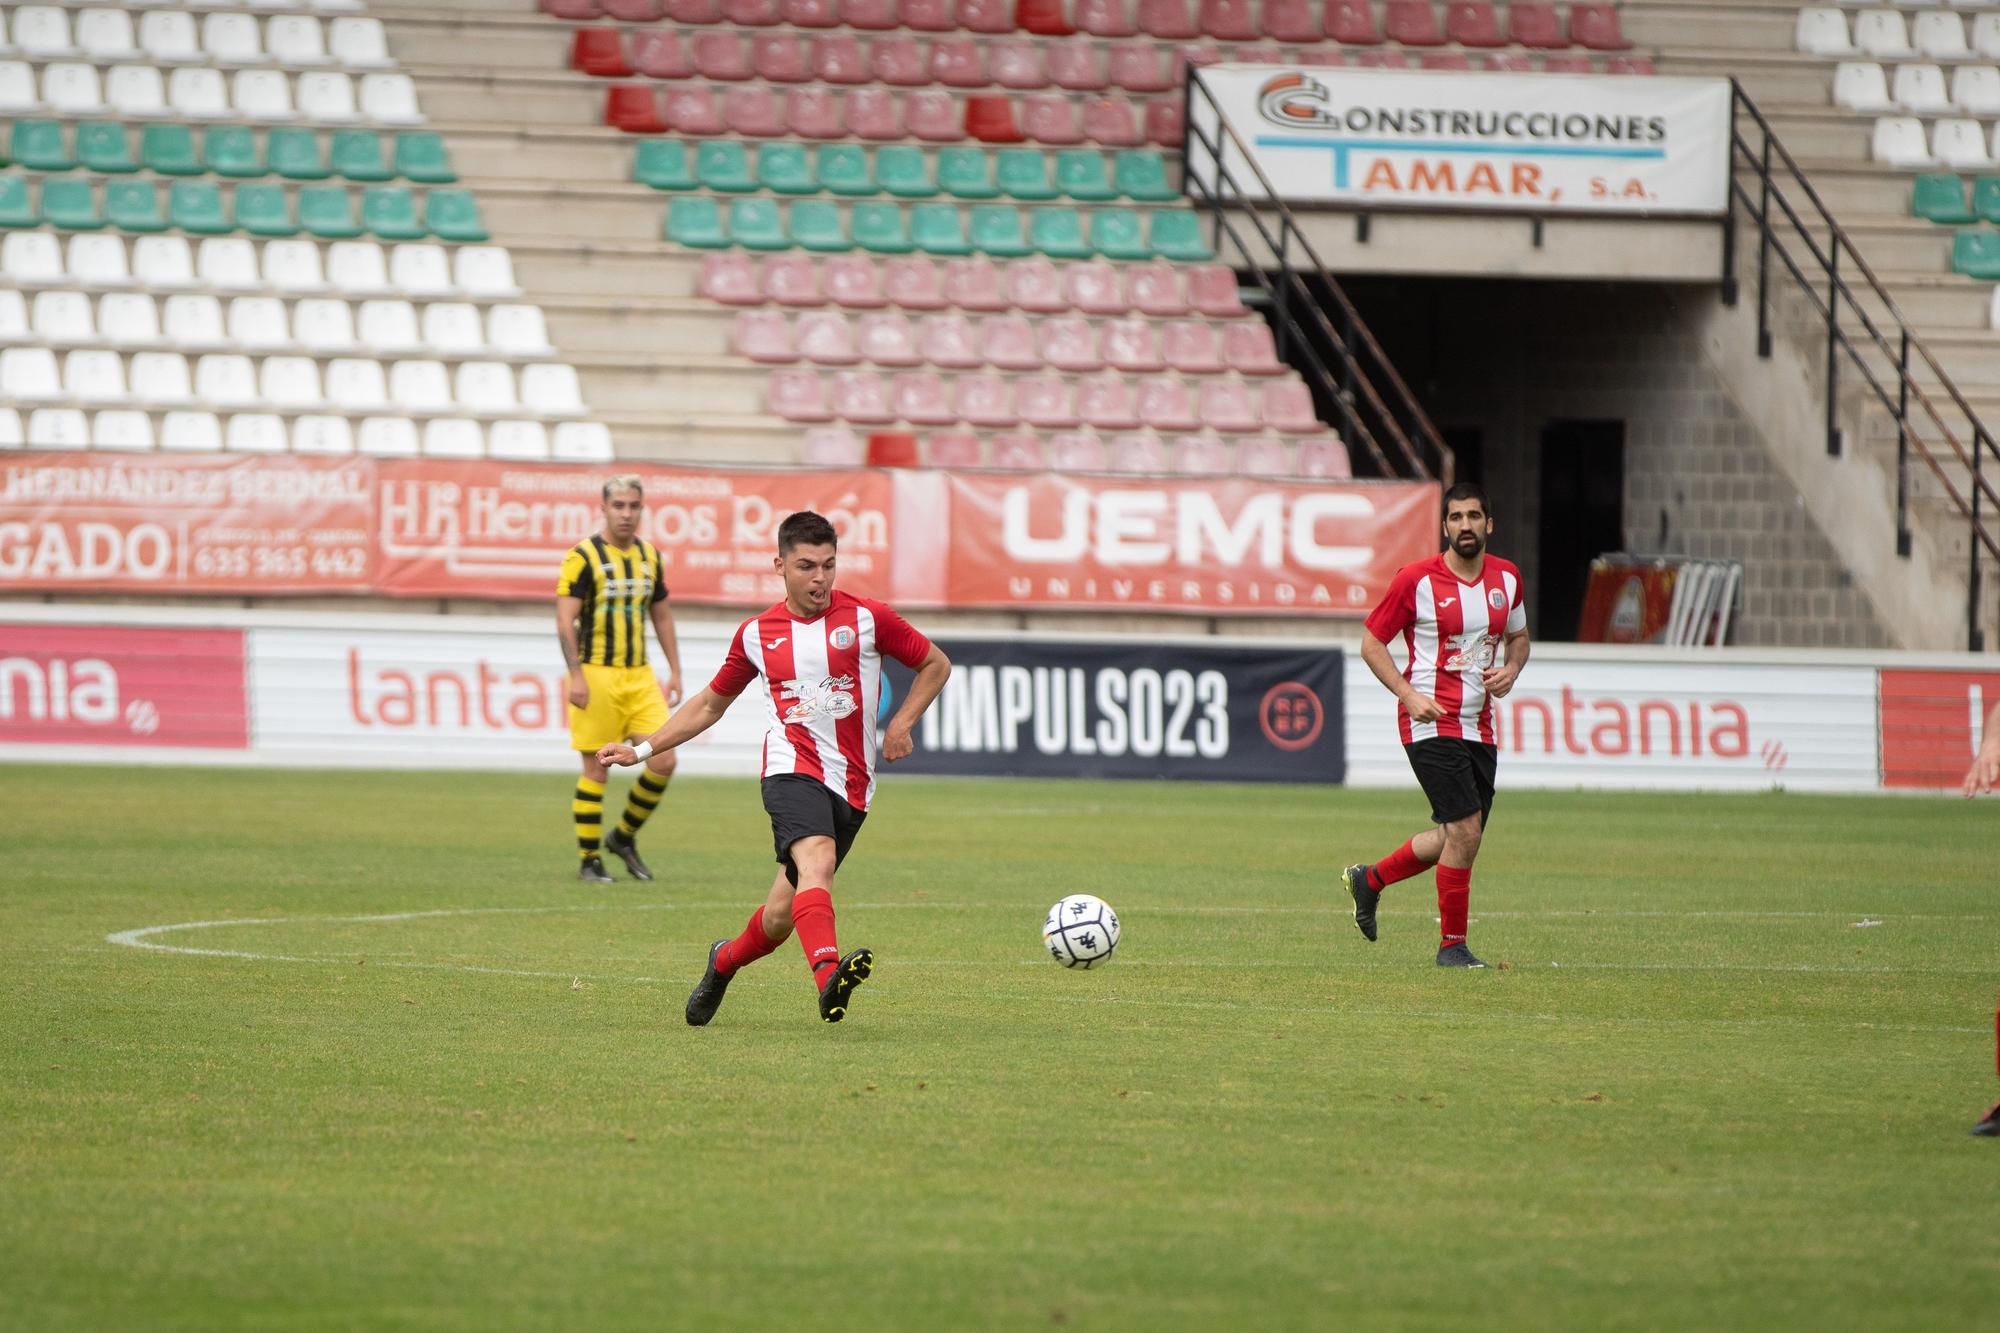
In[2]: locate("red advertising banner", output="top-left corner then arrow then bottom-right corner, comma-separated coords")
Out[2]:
0,623 -> 248,748
0,452 -> 373,593
942,473 -> 1439,615
1879,667 -> 2000,789
1576,559 -> 1679,644
370,461 -> 896,603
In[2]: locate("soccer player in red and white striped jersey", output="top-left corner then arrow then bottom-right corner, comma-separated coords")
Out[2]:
600,511 -> 951,1025
1342,483 -> 1530,967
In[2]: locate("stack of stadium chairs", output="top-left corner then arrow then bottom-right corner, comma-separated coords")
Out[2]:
0,3 -> 614,461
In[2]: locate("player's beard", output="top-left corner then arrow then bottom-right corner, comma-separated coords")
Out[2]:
1453,530 -> 1485,559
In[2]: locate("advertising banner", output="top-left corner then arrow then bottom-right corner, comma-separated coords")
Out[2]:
1878,667 -> 2000,790
0,452 -> 373,594
0,622 -> 248,749
943,473 -> 1437,616
1344,648 -> 1881,792
885,636 -> 1344,783
1188,65 -> 1732,215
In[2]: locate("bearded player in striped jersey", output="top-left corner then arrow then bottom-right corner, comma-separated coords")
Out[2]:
599,510 -> 951,1025
1343,482 -> 1530,968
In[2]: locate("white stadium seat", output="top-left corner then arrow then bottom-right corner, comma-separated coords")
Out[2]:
93,410 -> 155,451
358,415 -> 419,456
261,239 -> 328,293
420,302 -> 485,354
1797,8 -> 1856,55
0,409 -> 22,450
0,290 -> 26,342
28,408 -> 91,448
314,0 -> 371,13
330,18 -> 393,68
168,67 -> 229,118
389,359 -> 453,411
268,17 -> 331,66
1977,14 -> 2000,58
132,236 -> 197,289
228,297 -> 292,350
69,233 -> 132,288
65,350 -> 129,404
1893,63 -> 1953,112
13,7 -> 76,59
44,63 -> 108,115
326,357 -> 389,410
76,10 -> 141,62
1835,62 -> 1895,112
1872,115 -> 1936,164
227,414 -> 289,453
196,354 -> 260,407
139,11 -> 202,63
454,361 -> 519,412
32,291 -> 95,344
1855,10 -> 1917,56
100,293 -> 164,347
488,305 -> 556,357
132,352 -> 195,404
0,62 -> 40,115
489,419 -> 550,460
298,70 -> 359,121
1914,11 -> 1971,57
1953,65 -> 2000,115
389,244 -> 453,296
1932,116 -> 1993,166
327,241 -> 390,295
203,13 -> 266,64
454,247 -> 522,298
197,237 -> 262,290
359,72 -> 422,124
161,411 -> 224,452
522,363 -> 586,416
106,65 -> 169,118
293,414 -> 355,454
294,299 -> 358,351
0,347 -> 63,401
553,421 -> 614,462
261,355 -> 325,408
422,419 -> 484,458
358,299 -> 423,352
4,233 -> 65,285
233,69 -> 297,119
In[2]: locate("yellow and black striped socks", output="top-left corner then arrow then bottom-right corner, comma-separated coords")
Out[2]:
617,769 -> 670,841
574,776 -> 606,861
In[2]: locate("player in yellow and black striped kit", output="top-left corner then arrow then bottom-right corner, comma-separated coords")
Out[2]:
557,475 -> 682,883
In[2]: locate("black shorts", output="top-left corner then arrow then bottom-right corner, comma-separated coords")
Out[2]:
1404,737 -> 1498,827
762,774 -> 867,887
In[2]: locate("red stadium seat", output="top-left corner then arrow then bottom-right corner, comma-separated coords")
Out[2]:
885,256 -> 949,308
1482,52 -> 1533,72
965,95 -> 1026,143
1421,52 -> 1471,70
1040,316 -> 1103,372
797,310 -> 861,364
1017,0 -> 1076,36
787,87 -> 846,138
894,372 -> 957,423
1024,96 -> 1085,145
667,0 -> 725,18
1140,0 -> 1200,39
1606,56 -> 1656,75
902,0 -> 956,30
1224,322 -> 1283,374
1128,261 -> 1188,315
932,39 -> 988,88
754,34 -> 812,82
1083,97 -> 1143,146
1163,320 -> 1223,373
1184,265 -> 1242,316
1105,316 -> 1165,372
571,29 -> 630,78
606,84 -> 667,133
724,0 -> 782,20
1145,99 -> 1184,146
1005,257 -> 1066,312
866,431 -> 922,467
920,311 -> 982,366
1354,49 -> 1410,68
993,39 -> 1051,90
1050,45 -> 1111,91
1444,1 -> 1504,47
1198,377 -> 1258,432
802,426 -> 863,464
959,0 -> 1018,34
543,0 -> 603,18
1077,0 -> 1138,36
1201,0 -> 1259,41
1236,42 -> 1286,64
1326,0 -> 1382,44
1109,44 -> 1172,93
631,31 -> 693,78
833,369 -> 896,423
1262,0 -> 1322,42
1258,380 -> 1319,432
605,1 -> 665,20
990,432 -> 1049,469
701,254 -> 764,305
1384,1 -> 1445,46
848,88 -> 904,139
1139,377 -> 1200,431
1049,430 -> 1108,471
1109,432 -> 1169,473
734,310 -> 797,362
825,255 -> 889,307
1295,434 -> 1351,477
1078,372 -> 1140,429
927,430 -> 983,466
693,32 -> 752,80
1508,3 -> 1569,49
770,369 -> 833,421
1540,54 -> 1591,72
956,373 -> 1017,427
980,314 -> 1040,370
1067,261 -> 1126,314
813,34 -> 870,84
871,35 -> 928,85
1235,434 -> 1290,477
1018,375 -> 1079,428
945,257 -> 1009,310
766,254 -> 827,305
1174,433 -> 1232,475
723,85 -> 783,136
1297,46 -> 1345,66
783,0 -> 842,27
1570,4 -> 1633,50
842,0 -> 902,28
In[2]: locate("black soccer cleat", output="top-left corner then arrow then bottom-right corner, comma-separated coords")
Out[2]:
1343,863 -> 1380,942
604,827 -> 653,881
1436,942 -> 1487,968
685,939 -> 733,1028
1973,1102 -> 2000,1138
817,947 -> 873,1023
577,855 -> 615,884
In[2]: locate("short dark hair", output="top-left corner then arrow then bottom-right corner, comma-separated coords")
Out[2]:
1441,481 -> 1490,519
778,510 -> 838,554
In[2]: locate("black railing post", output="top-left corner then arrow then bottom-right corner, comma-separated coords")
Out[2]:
1721,82 -> 1739,306
1825,244 -> 1842,456
1756,132 -> 1773,358
1896,330 -> 1912,557
1974,432 -> 1988,651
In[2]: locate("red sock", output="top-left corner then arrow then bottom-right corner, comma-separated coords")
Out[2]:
792,887 -> 840,987
715,906 -> 781,977
1436,864 -> 1471,946
1369,838 -> 1431,891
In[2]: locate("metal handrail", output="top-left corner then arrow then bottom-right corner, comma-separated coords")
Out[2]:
1724,80 -> 1998,649
1182,68 -> 1452,484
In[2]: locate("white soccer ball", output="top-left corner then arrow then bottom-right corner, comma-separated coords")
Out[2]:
1043,894 -> 1120,969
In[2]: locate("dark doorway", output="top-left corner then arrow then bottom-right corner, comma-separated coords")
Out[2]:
1443,426 -> 1483,489
1537,420 -> 1625,640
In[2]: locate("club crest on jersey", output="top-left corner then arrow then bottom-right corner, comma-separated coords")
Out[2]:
777,674 -> 858,723
829,625 -> 856,651
1443,632 -> 1498,673
1488,588 -> 1507,611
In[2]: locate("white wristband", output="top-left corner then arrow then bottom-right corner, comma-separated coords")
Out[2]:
631,741 -> 654,763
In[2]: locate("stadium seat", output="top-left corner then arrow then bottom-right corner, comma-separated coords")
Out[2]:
1107,43 -> 1170,93
1077,370 -> 1138,428
808,255 -> 872,308
725,86 -> 787,137
635,140 -> 695,191
33,292 -> 95,345
329,17 -> 392,68
789,199 -> 850,250
295,298 -> 359,351
918,312 -> 980,366
71,122 -> 134,176
1384,0 -> 1445,44
1113,151 -> 1177,202
892,372 -> 956,424
884,255 -> 947,307
204,13 -> 264,65
455,246 -> 521,298
156,411 -> 218,452
236,185 -> 297,236
992,39 -> 1049,90
326,240 -> 389,294
1325,0 -> 1381,43
1977,15 -> 2000,61
853,201 -> 913,252
1017,375 -> 1077,429
47,63 -> 109,116
1144,100 -> 1184,148
955,373 -> 1015,427
1047,150 -> 1107,201
1032,430 -> 1092,470
162,295 -> 228,349
1895,65 -> 1953,115
293,414 -> 356,455
1101,317 -> 1162,372
1508,3 -> 1569,48
360,74 -> 423,124
264,238 -> 329,293
1140,0 -> 1199,38
0,62 -> 37,115
1932,119 -> 1990,169
387,244 -> 452,297
1974,176 -> 2000,224
298,185 -> 360,237
794,310 -> 859,364
1570,3 -> 1630,50
1137,377 -> 1198,431
1224,322 -> 1283,374
1834,62 -> 1895,114
354,299 -> 419,353
857,311 -> 921,365
1067,260 -> 1125,314
1001,256 -> 1062,311
668,196 -> 726,248
939,147 -> 1001,199
395,133 -> 455,184
629,31 -> 691,80
971,206 -> 1031,256
330,130 -> 391,181
833,369 -> 894,422
131,235 -> 195,289
1296,435 -> 1351,478
10,119 -> 70,172
1163,320 -> 1223,373
764,253 -> 824,304
906,90 -> 963,142
1104,432 -> 1165,473
912,203 -> 972,254
132,351 -> 194,404
198,237 -> 262,290
196,353 -> 258,406
1077,0 -> 1136,36
232,70 -> 297,121
1259,380 -> 1320,432
89,410 -> 152,450
609,84 -> 667,135
389,359 -> 452,412
457,362 -> 521,413
138,11 -> 199,63
788,87 -> 846,139
693,31 -> 752,81
271,16 -> 332,67
101,293 -> 162,346
1090,208 -> 1148,260
200,126 -> 261,178
28,409 -> 91,447
102,66 -> 165,118
1913,12 -> 1969,60
1033,207 -> 1093,259
1023,96 -> 1084,145
1954,67 -> 2000,117
1193,377 -> 1255,432
77,9 -> 141,62
1854,11 -> 1915,58
45,179 -> 106,231
0,178 -> 35,229
966,95 -> 1025,144
1036,314 -> 1095,372
167,67 -> 229,118
327,357 -> 390,408
425,190 -> 488,242
488,306 -> 554,357
549,421 -> 612,462
261,355 -> 325,409
3,233 -> 65,284
226,414 -> 289,454
417,418 -> 480,459
357,416 -> 419,457
522,363 -> 586,415
754,142 -> 812,194
484,419 -> 546,461
977,313 -> 1036,369
816,144 -> 875,195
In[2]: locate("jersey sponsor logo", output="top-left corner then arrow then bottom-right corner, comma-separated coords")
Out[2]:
1436,596 -> 1456,609
1443,631 -> 1499,673
777,674 -> 858,723
1488,587 -> 1507,611
764,636 -> 788,649
829,626 -> 856,651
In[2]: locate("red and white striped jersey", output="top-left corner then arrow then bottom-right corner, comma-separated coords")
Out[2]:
1364,553 -> 1527,744
709,589 -> 933,811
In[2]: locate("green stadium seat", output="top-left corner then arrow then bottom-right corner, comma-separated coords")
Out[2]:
393,133 -> 456,184
0,177 -> 37,228
1053,151 -> 1113,202
1913,173 -> 1971,224
1972,176 -> 2000,226
1148,211 -> 1212,261
267,128 -> 330,181
44,179 -> 104,230
816,145 -> 875,196
1089,207 -> 1147,260
875,146 -> 936,198
666,195 -> 726,247
424,189 -> 488,242
104,180 -> 165,232
969,205 -> 1030,256
1029,206 -> 1090,259
234,184 -> 297,237
139,124 -> 200,177
298,185 -> 363,238
1952,228 -> 2000,278
330,130 -> 393,182
697,141 -> 755,193
12,121 -> 74,173
634,140 -> 695,190
757,143 -> 815,195
852,201 -> 913,254
76,123 -> 135,175
911,202 -> 971,254
169,181 -> 231,235
729,198 -> 787,250
789,200 -> 849,252
361,186 -> 424,240
203,127 -> 263,179
938,147 -> 1000,199
1113,150 -> 1177,202
999,149 -> 1060,200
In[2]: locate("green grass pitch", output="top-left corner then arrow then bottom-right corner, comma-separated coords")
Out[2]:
1,764 -> 1996,1330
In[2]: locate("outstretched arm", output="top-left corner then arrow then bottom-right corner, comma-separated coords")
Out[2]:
883,645 -> 951,763
1965,698 -> 2000,797
599,687 -> 735,768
